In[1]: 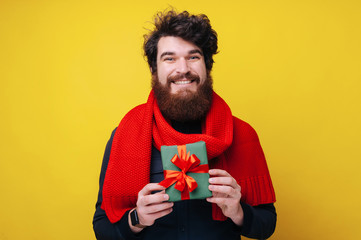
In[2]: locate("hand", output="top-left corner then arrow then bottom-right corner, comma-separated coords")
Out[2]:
206,169 -> 244,226
129,183 -> 174,233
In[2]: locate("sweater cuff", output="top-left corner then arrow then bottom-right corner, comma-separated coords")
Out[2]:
239,202 -> 277,239
239,202 -> 254,235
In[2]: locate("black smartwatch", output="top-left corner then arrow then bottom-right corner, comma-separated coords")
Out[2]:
130,209 -> 147,228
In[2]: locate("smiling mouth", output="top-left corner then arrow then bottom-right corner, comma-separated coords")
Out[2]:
172,80 -> 194,85
168,73 -> 200,86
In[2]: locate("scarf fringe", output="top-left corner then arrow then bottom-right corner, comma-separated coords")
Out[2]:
240,175 -> 276,206
102,196 -> 136,223
211,175 -> 276,222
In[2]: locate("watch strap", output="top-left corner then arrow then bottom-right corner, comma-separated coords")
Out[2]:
130,209 -> 147,228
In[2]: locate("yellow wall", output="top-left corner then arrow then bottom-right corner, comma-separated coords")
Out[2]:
1,0 -> 360,239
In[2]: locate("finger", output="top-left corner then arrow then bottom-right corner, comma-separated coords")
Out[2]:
151,189 -> 166,195
147,207 -> 173,220
206,196 -> 231,205
209,185 -> 239,197
209,169 -> 231,177
139,183 -> 166,196
139,192 -> 170,206
142,202 -> 174,214
152,190 -> 166,195
209,177 -> 238,188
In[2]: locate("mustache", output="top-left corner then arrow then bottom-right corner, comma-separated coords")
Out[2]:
167,72 -> 200,84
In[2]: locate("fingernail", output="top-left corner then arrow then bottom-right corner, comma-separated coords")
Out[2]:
209,178 -> 214,183
164,194 -> 169,200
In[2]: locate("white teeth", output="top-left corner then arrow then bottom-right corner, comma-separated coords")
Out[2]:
174,80 -> 192,85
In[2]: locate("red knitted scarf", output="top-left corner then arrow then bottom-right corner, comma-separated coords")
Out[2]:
101,90 -> 276,223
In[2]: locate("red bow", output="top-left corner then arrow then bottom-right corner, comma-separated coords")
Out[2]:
159,145 -> 209,200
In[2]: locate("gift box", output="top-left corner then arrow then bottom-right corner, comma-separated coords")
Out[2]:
159,141 -> 212,202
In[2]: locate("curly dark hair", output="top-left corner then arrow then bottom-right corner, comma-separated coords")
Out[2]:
144,10 -> 218,74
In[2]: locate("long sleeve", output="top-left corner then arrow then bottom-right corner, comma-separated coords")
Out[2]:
92,129 -> 141,240
239,202 -> 277,239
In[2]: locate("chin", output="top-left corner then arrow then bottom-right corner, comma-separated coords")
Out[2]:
172,88 -> 196,97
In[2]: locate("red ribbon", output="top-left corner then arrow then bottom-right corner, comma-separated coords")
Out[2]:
159,145 -> 209,200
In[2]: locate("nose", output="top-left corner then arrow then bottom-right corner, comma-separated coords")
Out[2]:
176,58 -> 190,74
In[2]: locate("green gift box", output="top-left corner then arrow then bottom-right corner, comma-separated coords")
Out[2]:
159,141 -> 213,202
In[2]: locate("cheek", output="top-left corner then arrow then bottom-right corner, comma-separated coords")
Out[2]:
156,69 -> 169,85
158,65 -> 174,79
196,65 -> 207,81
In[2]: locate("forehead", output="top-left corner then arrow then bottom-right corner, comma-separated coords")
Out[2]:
157,36 -> 202,57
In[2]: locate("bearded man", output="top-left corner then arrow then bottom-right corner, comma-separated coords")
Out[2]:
93,10 -> 277,240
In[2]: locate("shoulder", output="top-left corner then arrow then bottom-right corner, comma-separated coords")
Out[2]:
110,103 -> 148,143
124,103 -> 147,117
117,103 -> 147,126
232,116 -> 260,143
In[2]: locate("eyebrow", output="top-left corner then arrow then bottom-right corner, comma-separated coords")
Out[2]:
189,49 -> 203,55
159,49 -> 203,59
160,51 -> 175,59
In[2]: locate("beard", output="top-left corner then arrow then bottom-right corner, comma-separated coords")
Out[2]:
152,72 -> 213,122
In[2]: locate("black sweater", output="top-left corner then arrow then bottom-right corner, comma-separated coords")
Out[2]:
93,121 -> 277,239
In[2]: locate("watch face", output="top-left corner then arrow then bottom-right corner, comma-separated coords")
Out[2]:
130,209 -> 139,226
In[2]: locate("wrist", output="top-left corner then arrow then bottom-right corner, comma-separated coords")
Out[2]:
129,208 -> 147,233
230,204 -> 244,227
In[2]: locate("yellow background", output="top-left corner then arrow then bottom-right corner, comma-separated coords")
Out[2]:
1,0 -> 360,239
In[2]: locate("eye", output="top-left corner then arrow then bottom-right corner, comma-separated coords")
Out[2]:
189,55 -> 200,60
163,57 -> 174,62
